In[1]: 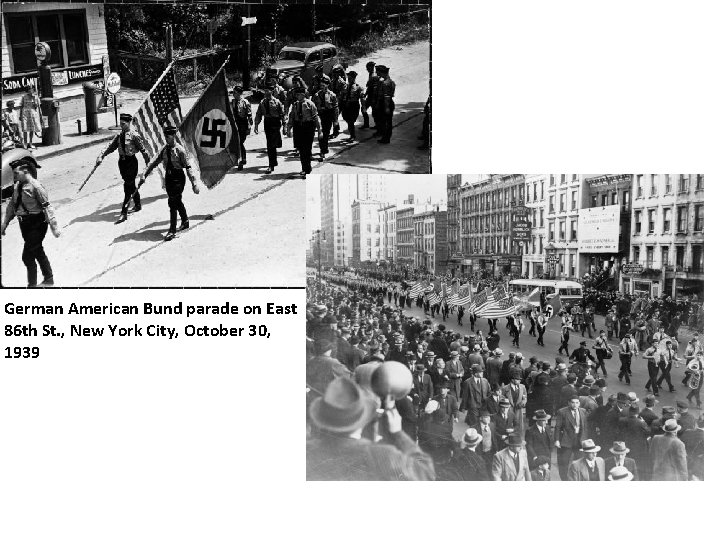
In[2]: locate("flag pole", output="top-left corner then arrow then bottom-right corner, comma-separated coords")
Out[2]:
77,135 -> 119,192
177,54 -> 232,129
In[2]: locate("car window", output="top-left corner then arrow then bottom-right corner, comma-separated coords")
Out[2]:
307,51 -> 322,63
278,50 -> 305,62
328,47 -> 337,58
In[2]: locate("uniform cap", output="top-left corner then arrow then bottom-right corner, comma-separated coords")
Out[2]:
9,155 -> 41,169
347,70 -> 358,78
162,125 -> 178,135
119,113 -> 133,122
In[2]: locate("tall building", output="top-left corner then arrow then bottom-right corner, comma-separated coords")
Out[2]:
544,174 -> 583,279
446,174 -> 462,275
351,200 -> 382,265
413,206 -> 448,275
319,175 -> 386,266
379,204 -> 397,264
458,174 -> 526,276
523,174 -> 547,277
623,174 -> 704,298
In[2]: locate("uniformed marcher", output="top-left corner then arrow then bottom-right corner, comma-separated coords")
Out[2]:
284,76 -> 309,153
312,75 -> 339,162
340,71 -> 363,140
309,64 -> 326,95
95,112 -> 151,223
374,65 -> 396,144
139,125 -> 200,241
362,61 -> 380,129
1,155 -> 60,287
266,75 -> 288,106
230,86 -> 252,169
329,65 -> 347,138
254,83 -> 286,174
287,88 -> 322,178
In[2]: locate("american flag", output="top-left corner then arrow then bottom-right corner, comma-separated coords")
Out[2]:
136,64 -> 182,178
447,280 -> 460,306
408,281 -> 424,299
457,283 -> 472,307
477,295 -> 517,318
423,280 -> 434,293
471,288 -> 492,315
493,284 -> 507,300
427,291 -> 441,306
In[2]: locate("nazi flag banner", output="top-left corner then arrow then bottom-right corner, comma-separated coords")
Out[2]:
180,66 -> 239,189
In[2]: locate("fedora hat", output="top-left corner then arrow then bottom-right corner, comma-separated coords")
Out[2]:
582,376 -> 595,386
663,419 -> 681,433
462,428 -> 481,447
533,409 -> 551,421
580,439 -> 601,453
499,397 -> 511,407
627,392 -> 639,403
506,433 -> 523,446
309,377 -> 375,434
609,441 -> 630,455
608,466 -> 634,481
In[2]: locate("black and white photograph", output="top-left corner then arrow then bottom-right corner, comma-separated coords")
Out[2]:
1,1 -> 430,287
306,173 -> 704,481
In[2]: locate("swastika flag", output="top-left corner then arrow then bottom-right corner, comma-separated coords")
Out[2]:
179,66 -> 239,189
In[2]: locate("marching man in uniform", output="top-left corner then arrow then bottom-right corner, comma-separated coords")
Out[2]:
139,125 -> 200,241
95,112 -> 151,223
340,70 -> 364,141
254,83 -> 286,174
312,75 -> 339,162
230,85 -> 252,170
287,88 -> 322,179
374,65 -> 396,144
1,155 -> 61,287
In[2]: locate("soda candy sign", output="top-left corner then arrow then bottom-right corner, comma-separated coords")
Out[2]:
2,64 -> 104,94
106,73 -> 121,94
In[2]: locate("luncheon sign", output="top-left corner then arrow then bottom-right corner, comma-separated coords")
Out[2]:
578,206 -> 620,252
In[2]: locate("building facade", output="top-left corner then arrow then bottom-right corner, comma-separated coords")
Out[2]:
351,200 -> 382,266
2,2 -> 109,120
523,174 -> 546,278
623,174 -> 704,298
446,174 -> 462,275
379,204 -> 397,264
544,174 -> 583,280
413,207 -> 447,275
459,174 -> 526,276
319,175 -> 386,267
396,206 -> 416,269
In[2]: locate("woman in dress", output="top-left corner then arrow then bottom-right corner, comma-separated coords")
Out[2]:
19,84 -> 42,149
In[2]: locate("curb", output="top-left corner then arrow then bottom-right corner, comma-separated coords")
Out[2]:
35,133 -> 117,161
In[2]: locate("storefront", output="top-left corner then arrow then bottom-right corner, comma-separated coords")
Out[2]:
2,3 -> 109,120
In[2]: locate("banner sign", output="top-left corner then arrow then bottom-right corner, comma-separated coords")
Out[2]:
578,205 -> 621,253
511,207 -> 531,242
2,64 -> 103,94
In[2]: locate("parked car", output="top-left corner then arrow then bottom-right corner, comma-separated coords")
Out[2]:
253,42 -> 340,95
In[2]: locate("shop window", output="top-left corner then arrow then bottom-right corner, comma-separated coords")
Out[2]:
694,204 -> 703,232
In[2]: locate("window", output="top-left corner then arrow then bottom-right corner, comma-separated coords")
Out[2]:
646,246 -> 654,267
539,209 -> 544,227
549,195 -> 555,213
665,175 -> 673,194
661,246 -> 669,266
634,211 -> 642,234
571,191 -> 577,210
633,246 -> 640,263
648,209 -> 656,233
532,210 -> 537,228
366,224 -> 371,233
539,236 -> 543,254
622,190 -> 630,210
548,221 -> 555,241
561,174 -> 566,184
601,193 -> 608,206
679,175 -> 689,192
677,206 -> 687,232
308,50 -> 322,63
591,195 -> 597,207
663,208 -> 671,233
533,183 -> 537,202
676,246 -> 685,268
636,175 -> 643,197
650,174 -> 657,196
694,204 -> 704,231
697,174 -> 704,190
572,174 -> 578,182
560,194 -> 566,212
569,253 -> 576,275
540,181 -> 544,200
559,220 -> 566,241
611,191 -> 618,205
570,220 -> 577,241
550,175 -> 555,186
532,237 -> 536,254
691,245 -> 703,272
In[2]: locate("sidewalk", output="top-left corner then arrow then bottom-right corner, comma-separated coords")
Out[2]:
32,88 -> 201,161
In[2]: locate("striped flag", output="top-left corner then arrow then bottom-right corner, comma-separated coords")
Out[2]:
493,284 -> 507,299
408,281 -> 423,299
447,281 -> 460,306
427,291 -> 441,306
470,288 -> 490,316
477,295 -> 517,318
457,283 -> 472,307
136,63 -> 183,179
423,280 -> 434,293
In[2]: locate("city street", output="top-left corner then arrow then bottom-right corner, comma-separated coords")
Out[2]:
1,41 -> 429,286
373,291 -> 703,480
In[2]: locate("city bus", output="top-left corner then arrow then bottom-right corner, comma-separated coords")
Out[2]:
508,279 -> 583,306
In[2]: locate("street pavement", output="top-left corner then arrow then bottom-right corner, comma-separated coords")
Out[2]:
1,41 -> 429,286
374,294 -> 703,480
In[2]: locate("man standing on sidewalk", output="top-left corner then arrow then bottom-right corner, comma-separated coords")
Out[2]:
312,76 -> 339,162
95,112 -> 150,224
374,65 -> 396,144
